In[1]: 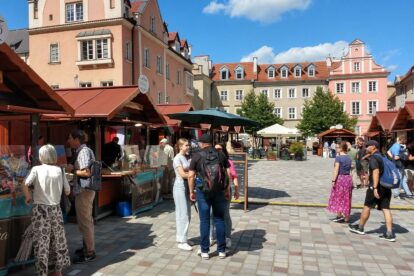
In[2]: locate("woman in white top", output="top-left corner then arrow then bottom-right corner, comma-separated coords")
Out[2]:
22,144 -> 71,276
173,138 -> 192,251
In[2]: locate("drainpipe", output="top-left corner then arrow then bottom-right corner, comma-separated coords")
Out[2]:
131,24 -> 135,85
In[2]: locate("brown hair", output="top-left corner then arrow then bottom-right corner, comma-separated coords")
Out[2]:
340,141 -> 348,153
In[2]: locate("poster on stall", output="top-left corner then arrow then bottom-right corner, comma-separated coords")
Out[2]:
143,145 -> 167,168
123,145 -> 141,165
0,146 -> 29,195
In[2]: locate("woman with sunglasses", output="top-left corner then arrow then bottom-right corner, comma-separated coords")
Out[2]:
327,141 -> 353,223
212,142 -> 239,248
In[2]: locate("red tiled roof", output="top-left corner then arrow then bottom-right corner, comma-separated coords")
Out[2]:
331,61 -> 342,70
211,62 -> 254,81
211,61 -> 329,82
131,1 -> 146,13
168,32 -> 178,43
257,61 -> 329,81
42,86 -> 165,124
391,101 -> 414,131
156,103 -> 193,125
180,39 -> 188,49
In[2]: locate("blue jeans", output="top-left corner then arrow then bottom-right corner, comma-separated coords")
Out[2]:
210,188 -> 232,240
392,170 -> 413,197
196,187 -> 226,253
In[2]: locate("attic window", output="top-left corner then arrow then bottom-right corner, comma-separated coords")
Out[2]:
235,67 -> 244,80
268,68 -> 275,78
308,65 -> 315,77
34,1 -> 39,19
294,67 -> 301,77
281,67 -> 288,78
220,68 -> 229,80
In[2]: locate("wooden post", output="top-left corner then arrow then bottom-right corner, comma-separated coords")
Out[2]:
30,113 -> 40,165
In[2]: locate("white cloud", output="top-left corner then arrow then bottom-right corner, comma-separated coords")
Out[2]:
241,41 -> 349,64
385,64 -> 398,72
202,0 -> 311,23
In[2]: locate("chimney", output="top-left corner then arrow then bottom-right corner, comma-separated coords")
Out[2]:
326,56 -> 332,67
253,57 -> 258,80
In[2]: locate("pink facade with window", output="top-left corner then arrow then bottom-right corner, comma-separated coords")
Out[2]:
28,0 -> 193,105
328,39 -> 389,135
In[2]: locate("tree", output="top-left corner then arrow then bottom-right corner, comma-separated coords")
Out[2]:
237,90 -> 283,134
297,87 -> 358,137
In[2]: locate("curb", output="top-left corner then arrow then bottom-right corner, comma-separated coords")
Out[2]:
231,200 -> 414,211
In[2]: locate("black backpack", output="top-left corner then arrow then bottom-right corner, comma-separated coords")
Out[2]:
79,147 -> 102,191
198,148 -> 228,193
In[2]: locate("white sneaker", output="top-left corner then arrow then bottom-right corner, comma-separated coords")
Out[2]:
200,252 -> 209,260
218,252 -> 226,259
177,243 -> 192,251
226,238 -> 232,248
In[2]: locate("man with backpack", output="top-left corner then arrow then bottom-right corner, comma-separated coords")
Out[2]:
67,129 -> 98,263
349,140 -> 396,242
188,134 -> 231,260
387,136 -> 407,199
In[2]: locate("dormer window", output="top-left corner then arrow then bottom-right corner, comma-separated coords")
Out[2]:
281,66 -> 288,78
308,65 -> 315,77
175,41 -> 180,52
268,67 -> 275,79
294,66 -> 302,77
150,16 -> 156,33
220,67 -> 229,80
235,66 -> 244,80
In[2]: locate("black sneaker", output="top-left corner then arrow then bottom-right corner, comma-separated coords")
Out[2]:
348,224 -> 365,235
379,233 -> 396,242
332,216 -> 345,223
73,252 -> 96,264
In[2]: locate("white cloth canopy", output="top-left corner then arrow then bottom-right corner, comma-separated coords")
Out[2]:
257,123 -> 301,137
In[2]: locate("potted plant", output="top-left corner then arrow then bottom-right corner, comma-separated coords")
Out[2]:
289,142 -> 304,161
266,151 -> 277,160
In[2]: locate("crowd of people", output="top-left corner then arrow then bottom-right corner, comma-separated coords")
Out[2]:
326,136 -> 414,243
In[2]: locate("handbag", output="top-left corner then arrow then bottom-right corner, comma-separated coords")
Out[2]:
60,168 -> 72,214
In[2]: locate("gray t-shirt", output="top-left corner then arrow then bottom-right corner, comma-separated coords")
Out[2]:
173,153 -> 189,183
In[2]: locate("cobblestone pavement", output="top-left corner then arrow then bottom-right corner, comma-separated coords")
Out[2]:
248,154 -> 414,208
10,155 -> 414,276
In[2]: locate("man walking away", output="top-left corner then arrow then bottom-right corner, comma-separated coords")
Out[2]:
188,134 -> 231,260
387,136 -> 407,199
349,140 -> 396,242
347,142 -> 358,188
330,141 -> 337,158
67,129 -> 97,263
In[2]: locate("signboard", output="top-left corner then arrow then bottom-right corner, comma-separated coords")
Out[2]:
0,16 -> 9,44
229,152 -> 248,211
138,75 -> 149,94
131,168 -> 163,215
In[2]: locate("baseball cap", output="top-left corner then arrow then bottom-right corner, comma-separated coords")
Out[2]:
198,134 -> 211,144
159,138 -> 168,144
366,140 -> 379,148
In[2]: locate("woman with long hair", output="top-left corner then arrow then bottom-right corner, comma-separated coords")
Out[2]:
327,141 -> 353,223
172,138 -> 193,250
22,144 -> 71,276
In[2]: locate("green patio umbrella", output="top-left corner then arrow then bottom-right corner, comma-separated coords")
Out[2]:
166,108 -> 258,128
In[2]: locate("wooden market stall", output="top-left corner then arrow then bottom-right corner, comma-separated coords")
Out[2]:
41,86 -> 168,219
389,101 -> 414,142
0,43 -> 73,274
365,111 -> 398,152
317,128 -> 356,156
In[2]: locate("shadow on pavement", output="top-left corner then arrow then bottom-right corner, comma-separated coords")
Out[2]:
365,222 -> 410,235
228,229 -> 267,256
248,187 -> 290,200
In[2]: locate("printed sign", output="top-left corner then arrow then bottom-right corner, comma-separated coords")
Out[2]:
138,75 -> 149,94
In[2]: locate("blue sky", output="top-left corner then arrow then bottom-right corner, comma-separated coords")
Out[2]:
1,0 -> 413,81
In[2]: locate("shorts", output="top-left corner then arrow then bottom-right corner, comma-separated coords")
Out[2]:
364,186 -> 391,210
357,160 -> 369,175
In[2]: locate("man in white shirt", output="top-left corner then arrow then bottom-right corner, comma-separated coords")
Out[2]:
160,138 -> 175,194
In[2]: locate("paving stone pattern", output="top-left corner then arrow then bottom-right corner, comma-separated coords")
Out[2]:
10,155 -> 414,275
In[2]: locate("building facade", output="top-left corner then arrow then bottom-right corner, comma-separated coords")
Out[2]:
327,39 -> 389,135
27,0 -> 194,106
391,66 -> 414,110
211,59 -> 329,128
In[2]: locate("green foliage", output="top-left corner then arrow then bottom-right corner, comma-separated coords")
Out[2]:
297,87 -> 358,137
238,90 -> 284,134
266,150 -> 277,158
289,142 -> 304,156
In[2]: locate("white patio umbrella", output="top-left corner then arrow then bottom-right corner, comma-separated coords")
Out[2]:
257,123 -> 301,137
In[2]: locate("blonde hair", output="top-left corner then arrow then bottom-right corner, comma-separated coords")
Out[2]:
177,138 -> 188,151
38,144 -> 57,165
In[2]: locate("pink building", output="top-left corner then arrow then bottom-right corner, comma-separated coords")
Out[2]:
28,0 -> 194,105
327,39 -> 389,135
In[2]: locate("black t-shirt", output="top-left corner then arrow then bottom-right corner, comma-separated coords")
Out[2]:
102,142 -> 122,166
189,146 -> 230,173
368,152 -> 384,186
